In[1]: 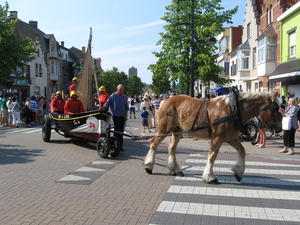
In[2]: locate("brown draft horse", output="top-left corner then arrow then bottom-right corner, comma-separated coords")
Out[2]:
144,92 -> 282,184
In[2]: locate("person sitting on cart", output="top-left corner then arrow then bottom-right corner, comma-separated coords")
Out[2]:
94,86 -> 109,108
69,77 -> 78,93
50,91 -> 65,114
64,91 -> 85,114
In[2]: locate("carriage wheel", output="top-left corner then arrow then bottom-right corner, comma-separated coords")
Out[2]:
97,137 -> 110,158
242,124 -> 258,141
42,115 -> 51,142
110,137 -> 121,157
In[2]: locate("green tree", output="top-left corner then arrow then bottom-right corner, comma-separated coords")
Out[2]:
148,0 -> 238,95
127,75 -> 144,96
97,67 -> 128,94
0,2 -> 37,85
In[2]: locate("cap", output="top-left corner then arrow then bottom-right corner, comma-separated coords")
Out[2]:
99,86 -> 106,92
56,91 -> 62,95
72,77 -> 78,82
142,106 -> 147,110
70,91 -> 77,97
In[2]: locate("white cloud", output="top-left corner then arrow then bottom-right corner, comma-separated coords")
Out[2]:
95,44 -> 160,57
121,20 -> 166,32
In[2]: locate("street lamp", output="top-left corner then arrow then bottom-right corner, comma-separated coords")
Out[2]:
177,0 -> 216,97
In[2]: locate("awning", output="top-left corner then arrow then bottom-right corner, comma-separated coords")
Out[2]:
269,58 -> 300,81
210,86 -> 230,95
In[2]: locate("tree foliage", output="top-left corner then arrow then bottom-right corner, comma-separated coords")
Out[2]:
0,2 -> 37,85
97,67 -> 128,94
127,75 -> 144,96
148,0 -> 238,95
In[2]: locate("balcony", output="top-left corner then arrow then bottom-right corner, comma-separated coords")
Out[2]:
50,74 -> 59,81
50,52 -> 58,58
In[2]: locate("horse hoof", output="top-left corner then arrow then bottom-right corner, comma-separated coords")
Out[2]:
234,174 -> 242,182
145,168 -> 152,175
176,172 -> 184,177
207,179 -> 220,185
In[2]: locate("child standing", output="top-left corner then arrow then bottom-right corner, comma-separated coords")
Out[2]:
141,106 -> 151,133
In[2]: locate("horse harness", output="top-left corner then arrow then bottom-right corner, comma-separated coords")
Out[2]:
188,87 -> 277,135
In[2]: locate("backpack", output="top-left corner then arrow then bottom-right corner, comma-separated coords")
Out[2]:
130,98 -> 135,105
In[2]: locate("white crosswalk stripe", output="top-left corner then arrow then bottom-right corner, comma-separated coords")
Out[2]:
150,154 -> 300,224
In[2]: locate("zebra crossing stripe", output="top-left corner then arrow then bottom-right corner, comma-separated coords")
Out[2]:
186,158 -> 300,167
167,185 -> 300,200
156,201 -> 300,222
182,166 -> 300,175
57,175 -> 91,182
75,167 -> 106,172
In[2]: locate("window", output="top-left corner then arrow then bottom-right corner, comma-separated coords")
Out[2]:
50,61 -> 60,75
35,63 -> 38,77
253,47 -> 257,69
231,60 -> 236,76
289,31 -> 296,58
50,43 -> 55,52
267,37 -> 276,61
269,82 -> 275,92
237,50 -> 250,70
258,38 -> 265,62
258,37 -> 276,62
247,84 -> 251,92
259,81 -> 263,92
39,64 -> 42,77
267,5 -> 273,25
255,83 -> 258,92
247,23 -> 251,39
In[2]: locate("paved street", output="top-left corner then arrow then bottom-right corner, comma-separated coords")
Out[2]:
0,117 -> 300,224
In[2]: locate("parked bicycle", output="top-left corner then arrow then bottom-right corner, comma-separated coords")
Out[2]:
239,119 -> 258,142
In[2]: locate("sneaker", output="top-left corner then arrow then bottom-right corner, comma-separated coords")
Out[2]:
258,145 -> 265,148
255,143 -> 260,146
286,150 -> 295,155
279,149 -> 288,153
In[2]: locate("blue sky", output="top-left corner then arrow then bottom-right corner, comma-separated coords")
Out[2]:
3,0 -> 246,84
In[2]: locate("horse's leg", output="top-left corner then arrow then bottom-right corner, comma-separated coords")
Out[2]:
227,139 -> 246,182
144,135 -> 166,174
202,136 -> 223,184
167,133 -> 184,176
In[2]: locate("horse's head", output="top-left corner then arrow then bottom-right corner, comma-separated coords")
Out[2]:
259,92 -> 282,133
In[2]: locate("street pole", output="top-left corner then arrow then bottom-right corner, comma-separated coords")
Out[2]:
190,0 -> 195,97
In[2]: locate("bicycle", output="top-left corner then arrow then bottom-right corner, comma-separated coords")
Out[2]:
266,128 -> 283,140
239,119 -> 258,142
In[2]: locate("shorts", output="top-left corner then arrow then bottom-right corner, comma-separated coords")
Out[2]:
142,120 -> 149,126
0,108 -> 8,118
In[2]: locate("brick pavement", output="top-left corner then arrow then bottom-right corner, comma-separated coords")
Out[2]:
0,119 -> 300,224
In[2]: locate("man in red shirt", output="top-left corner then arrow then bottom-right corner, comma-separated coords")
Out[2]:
64,91 -> 85,114
69,77 -> 78,93
50,91 -> 65,114
94,86 -> 109,108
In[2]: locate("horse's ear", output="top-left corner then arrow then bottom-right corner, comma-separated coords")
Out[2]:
270,92 -> 279,102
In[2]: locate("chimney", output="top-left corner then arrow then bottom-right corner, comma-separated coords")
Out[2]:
29,20 -> 38,29
61,41 -> 64,47
82,47 -> 86,54
9,11 -> 18,19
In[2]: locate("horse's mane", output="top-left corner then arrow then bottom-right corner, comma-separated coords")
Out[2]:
215,92 -> 278,105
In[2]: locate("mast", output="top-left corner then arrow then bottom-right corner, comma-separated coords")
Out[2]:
76,28 -> 95,111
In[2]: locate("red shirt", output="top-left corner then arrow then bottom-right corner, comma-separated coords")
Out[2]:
69,84 -> 76,93
64,98 -> 85,114
99,92 -> 109,107
50,97 -> 65,113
